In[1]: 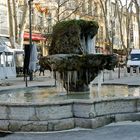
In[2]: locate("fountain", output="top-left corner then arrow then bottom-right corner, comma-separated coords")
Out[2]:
0,20 -> 140,132
44,19 -> 117,92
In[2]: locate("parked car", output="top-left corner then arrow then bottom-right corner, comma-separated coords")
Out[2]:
127,49 -> 140,73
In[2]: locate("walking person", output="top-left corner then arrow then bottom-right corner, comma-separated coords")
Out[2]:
39,66 -> 45,76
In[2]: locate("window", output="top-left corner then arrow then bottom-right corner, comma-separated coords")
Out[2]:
5,53 -> 14,67
131,54 -> 140,61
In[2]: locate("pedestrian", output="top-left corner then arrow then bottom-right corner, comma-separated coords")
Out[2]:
39,66 -> 45,76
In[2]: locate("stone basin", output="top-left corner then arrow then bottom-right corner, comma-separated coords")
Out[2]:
0,85 -> 140,132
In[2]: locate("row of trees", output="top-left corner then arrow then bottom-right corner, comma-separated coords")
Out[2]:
7,0 -> 28,48
7,0 -> 86,49
7,0 -> 140,55
99,0 -> 140,54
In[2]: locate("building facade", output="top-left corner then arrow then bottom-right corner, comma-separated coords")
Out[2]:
0,0 -> 139,55
0,1 -> 9,37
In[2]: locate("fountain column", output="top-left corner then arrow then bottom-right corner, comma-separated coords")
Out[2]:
86,36 -> 96,54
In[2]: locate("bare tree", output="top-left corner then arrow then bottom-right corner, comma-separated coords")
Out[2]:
7,0 -> 15,48
125,0 -> 133,52
51,0 -> 84,23
99,0 -> 112,53
115,0 -> 127,54
18,0 -> 29,49
7,0 -> 29,49
12,0 -> 19,43
99,0 -> 134,54
133,0 -> 140,49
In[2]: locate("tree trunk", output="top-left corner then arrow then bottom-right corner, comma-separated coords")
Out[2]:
12,0 -> 19,44
99,0 -> 112,53
18,0 -> 28,49
16,0 -> 28,67
126,1 -> 133,54
134,0 -> 140,49
137,15 -> 140,49
7,0 -> 15,48
116,1 -> 127,54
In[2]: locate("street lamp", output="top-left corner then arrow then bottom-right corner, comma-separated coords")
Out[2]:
28,0 -> 33,81
110,18 -> 115,54
28,0 -> 33,49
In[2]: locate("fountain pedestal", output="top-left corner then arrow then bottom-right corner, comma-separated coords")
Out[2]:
48,54 -> 117,92
44,19 -> 118,92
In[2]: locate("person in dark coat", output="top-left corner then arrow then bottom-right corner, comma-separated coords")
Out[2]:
39,66 -> 45,76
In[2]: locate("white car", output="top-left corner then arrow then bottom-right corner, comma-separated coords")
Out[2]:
127,49 -> 140,73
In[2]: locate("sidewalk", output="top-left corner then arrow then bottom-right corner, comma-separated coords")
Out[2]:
1,68 -> 140,91
1,121 -> 140,140
92,68 -> 140,86
0,70 -> 55,91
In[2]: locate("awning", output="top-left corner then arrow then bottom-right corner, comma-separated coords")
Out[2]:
0,37 -> 13,53
24,32 -> 46,41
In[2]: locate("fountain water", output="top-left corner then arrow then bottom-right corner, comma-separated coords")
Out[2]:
0,83 -> 140,132
97,71 -> 103,95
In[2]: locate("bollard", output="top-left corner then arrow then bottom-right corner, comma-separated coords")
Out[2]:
118,64 -> 121,78
123,67 -> 128,77
103,70 -> 105,82
109,70 -> 113,80
136,67 -> 139,75
130,67 -> 133,76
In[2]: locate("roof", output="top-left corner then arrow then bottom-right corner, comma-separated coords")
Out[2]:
0,37 -> 13,53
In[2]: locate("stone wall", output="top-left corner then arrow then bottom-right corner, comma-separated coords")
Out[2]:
0,97 -> 140,131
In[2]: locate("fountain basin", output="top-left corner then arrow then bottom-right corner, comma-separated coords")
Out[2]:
0,85 -> 140,132
46,54 -> 118,92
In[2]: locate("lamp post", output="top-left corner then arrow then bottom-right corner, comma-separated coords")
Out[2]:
28,0 -> 33,49
28,0 -> 33,81
111,19 -> 115,54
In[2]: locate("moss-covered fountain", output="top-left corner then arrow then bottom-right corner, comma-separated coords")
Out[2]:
0,20 -> 140,132
44,19 -> 117,92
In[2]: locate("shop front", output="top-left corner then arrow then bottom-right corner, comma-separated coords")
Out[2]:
23,32 -> 47,56
0,37 -> 24,79
0,37 -> 16,79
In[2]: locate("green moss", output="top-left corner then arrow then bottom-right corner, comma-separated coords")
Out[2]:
48,19 -> 99,55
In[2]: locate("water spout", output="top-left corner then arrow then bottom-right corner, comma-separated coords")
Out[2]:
97,71 -> 103,97
86,36 -> 96,54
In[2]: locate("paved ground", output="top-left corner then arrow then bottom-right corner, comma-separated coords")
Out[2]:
91,68 -> 140,86
0,71 -> 55,91
1,121 -> 140,140
1,68 -> 140,91
0,69 -> 140,140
